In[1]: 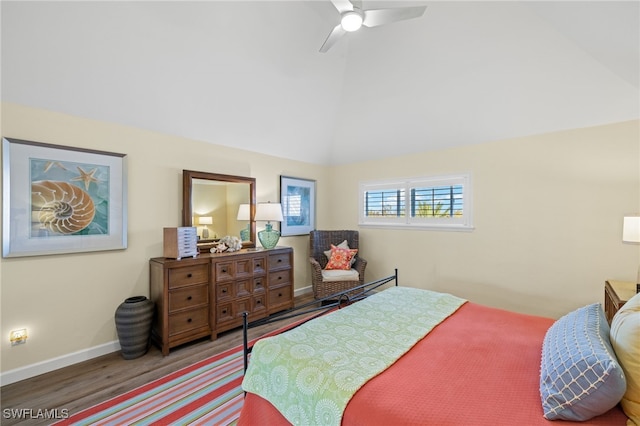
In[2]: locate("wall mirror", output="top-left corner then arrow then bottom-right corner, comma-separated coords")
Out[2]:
182,170 -> 256,249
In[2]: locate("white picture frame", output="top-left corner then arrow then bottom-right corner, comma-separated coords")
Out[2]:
2,137 -> 128,257
280,175 -> 316,236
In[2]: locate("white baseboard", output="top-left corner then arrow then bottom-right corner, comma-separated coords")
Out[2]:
0,340 -> 121,386
294,285 -> 312,297
1,287 -> 313,387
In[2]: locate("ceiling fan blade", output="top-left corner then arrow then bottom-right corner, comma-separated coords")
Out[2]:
362,5 -> 427,28
330,0 -> 354,14
319,24 -> 347,53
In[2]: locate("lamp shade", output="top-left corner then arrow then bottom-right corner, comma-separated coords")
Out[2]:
623,216 -> 640,243
236,204 -> 250,221
255,203 -> 283,222
199,216 -> 213,225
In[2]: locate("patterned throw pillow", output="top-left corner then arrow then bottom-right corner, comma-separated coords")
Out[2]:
324,240 -> 357,267
539,303 -> 626,421
324,244 -> 358,270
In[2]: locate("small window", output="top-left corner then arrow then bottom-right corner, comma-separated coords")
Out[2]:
359,173 -> 473,231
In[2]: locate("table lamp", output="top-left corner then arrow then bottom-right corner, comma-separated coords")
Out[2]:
199,216 -> 213,239
255,202 -> 283,249
237,204 -> 251,242
622,215 -> 640,292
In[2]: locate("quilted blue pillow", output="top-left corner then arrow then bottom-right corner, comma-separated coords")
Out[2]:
539,303 -> 626,421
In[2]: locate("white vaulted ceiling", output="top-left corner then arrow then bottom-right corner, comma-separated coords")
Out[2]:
1,1 -> 638,165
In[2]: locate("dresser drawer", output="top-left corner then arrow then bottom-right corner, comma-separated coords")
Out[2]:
269,269 -> 291,287
169,284 -> 208,312
253,256 -> 267,275
217,282 -> 234,301
168,264 -> 208,289
214,261 -> 234,282
254,276 -> 266,294
168,306 -> 209,336
252,294 -> 267,316
216,301 -> 234,324
269,284 -> 293,311
236,296 -> 268,319
269,252 -> 291,270
234,258 -> 253,278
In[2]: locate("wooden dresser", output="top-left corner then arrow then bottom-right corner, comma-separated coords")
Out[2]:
150,247 -> 293,355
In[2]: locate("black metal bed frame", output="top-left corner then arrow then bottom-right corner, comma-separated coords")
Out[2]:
242,269 -> 399,373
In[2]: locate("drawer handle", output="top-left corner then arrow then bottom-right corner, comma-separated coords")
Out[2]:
187,296 -> 192,300
222,268 -> 227,273
222,289 -> 227,293
277,259 -> 282,263
256,300 -> 261,304
222,309 -> 227,314
187,318 -> 192,323
256,263 -> 261,268
278,276 -> 282,280
187,273 -> 192,278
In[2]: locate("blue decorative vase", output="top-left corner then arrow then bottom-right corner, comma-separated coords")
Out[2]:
115,296 -> 155,360
258,223 -> 280,249
240,225 -> 250,242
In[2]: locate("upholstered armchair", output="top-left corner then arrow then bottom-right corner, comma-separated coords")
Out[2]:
309,230 -> 367,300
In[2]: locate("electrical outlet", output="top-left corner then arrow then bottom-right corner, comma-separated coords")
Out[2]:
10,329 -> 27,346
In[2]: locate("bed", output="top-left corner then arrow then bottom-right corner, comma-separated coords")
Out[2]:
238,272 -> 634,426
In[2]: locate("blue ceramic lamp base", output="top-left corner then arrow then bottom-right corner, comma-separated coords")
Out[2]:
258,223 -> 280,249
240,225 -> 250,242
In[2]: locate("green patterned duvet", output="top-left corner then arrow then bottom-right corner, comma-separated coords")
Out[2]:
242,286 -> 466,426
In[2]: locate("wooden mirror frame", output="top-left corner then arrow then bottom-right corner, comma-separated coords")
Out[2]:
182,170 -> 256,249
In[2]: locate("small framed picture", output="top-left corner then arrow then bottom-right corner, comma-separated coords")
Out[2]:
2,137 -> 128,257
280,175 -> 316,236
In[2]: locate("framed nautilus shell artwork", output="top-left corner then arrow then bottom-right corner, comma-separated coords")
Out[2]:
2,138 -> 128,257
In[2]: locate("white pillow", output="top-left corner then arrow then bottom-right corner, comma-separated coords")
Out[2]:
321,269 -> 359,282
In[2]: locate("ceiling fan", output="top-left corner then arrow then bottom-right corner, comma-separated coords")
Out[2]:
319,0 -> 427,53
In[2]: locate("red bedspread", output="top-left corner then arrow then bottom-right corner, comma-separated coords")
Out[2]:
238,301 -> 628,425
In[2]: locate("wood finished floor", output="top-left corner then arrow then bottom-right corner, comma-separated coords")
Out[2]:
1,293 -> 316,425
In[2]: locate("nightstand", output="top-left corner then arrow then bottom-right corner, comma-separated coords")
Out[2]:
604,280 -> 637,324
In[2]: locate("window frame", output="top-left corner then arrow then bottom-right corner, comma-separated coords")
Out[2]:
358,173 -> 474,231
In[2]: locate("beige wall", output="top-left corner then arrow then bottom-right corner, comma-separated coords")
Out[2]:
0,103 -> 328,377
1,102 -> 638,381
329,121 -> 640,318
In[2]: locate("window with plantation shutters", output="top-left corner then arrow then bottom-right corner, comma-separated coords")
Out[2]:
359,174 -> 473,231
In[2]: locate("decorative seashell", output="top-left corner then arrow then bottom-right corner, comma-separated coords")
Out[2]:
211,242 -> 228,253
219,235 -> 242,252
31,180 -> 96,234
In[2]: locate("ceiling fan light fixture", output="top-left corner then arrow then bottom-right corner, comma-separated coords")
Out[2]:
341,11 -> 363,32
